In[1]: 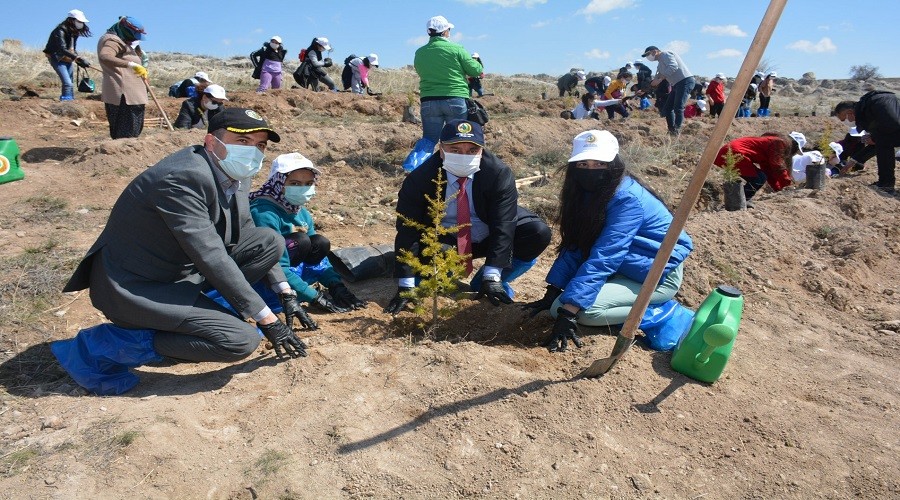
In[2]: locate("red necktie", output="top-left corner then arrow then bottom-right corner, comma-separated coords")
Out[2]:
456,177 -> 473,275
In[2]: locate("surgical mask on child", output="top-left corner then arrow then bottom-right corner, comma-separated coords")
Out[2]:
441,152 -> 482,178
284,185 -> 316,205
211,137 -> 264,180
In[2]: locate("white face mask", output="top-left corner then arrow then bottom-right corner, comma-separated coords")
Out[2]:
203,99 -> 219,111
270,42 -> 280,50
211,137 -> 264,180
73,21 -> 85,29
442,151 -> 482,178
646,54 -> 657,62
842,118 -> 855,128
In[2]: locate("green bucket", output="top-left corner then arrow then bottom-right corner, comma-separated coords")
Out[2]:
0,137 -> 25,185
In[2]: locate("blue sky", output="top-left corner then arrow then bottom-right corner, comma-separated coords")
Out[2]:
8,0 -> 896,80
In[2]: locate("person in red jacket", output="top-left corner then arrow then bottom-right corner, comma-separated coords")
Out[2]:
714,133 -> 798,201
706,73 -> 726,117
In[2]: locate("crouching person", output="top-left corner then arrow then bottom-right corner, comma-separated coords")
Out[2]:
385,119 -> 551,315
524,130 -> 694,352
53,108 -> 309,395
249,153 -> 367,316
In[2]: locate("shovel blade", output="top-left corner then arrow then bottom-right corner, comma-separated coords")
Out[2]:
577,335 -> 636,379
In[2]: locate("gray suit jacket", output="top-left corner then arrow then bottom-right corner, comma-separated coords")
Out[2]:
64,145 -> 286,330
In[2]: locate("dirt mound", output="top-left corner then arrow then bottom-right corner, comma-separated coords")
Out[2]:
0,86 -> 898,498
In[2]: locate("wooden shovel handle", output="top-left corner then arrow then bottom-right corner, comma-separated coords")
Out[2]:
143,77 -> 174,131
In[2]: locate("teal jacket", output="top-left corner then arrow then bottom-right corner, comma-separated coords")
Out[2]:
249,197 -> 341,301
414,36 -> 483,98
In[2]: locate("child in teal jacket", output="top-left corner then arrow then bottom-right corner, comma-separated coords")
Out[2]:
249,153 -> 366,313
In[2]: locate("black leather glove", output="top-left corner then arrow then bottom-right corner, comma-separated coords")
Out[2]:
522,285 -> 563,317
384,287 -> 414,315
543,307 -> 584,353
309,290 -> 349,313
259,319 -> 308,359
475,277 -> 513,306
323,57 -> 333,67
329,283 -> 367,310
76,58 -> 90,68
279,292 -> 319,331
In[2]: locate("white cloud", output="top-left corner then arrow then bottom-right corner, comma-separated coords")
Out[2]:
584,49 -> 611,59
788,37 -> 837,53
579,0 -> 636,16
664,40 -> 691,55
707,48 -> 742,59
458,0 -> 547,6
532,20 -> 551,28
700,24 -> 747,37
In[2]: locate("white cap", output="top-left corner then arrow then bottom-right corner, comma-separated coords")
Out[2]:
367,53 -> 379,67
634,60 -> 643,66
624,62 -> 633,69
715,72 -> 726,80
789,131 -> 807,149
427,15 -> 454,33
194,71 -> 210,82
767,71 -> 777,78
314,37 -> 331,51
270,152 -> 321,178
203,84 -> 228,100
848,127 -> 866,137
67,9 -> 88,23
754,71 -> 764,77
750,83 -> 758,90
472,52 -> 480,59
270,35 -> 282,44
697,99 -> 708,111
602,75 -> 611,85
829,142 -> 843,158
568,130 -> 619,163
575,70 -> 586,80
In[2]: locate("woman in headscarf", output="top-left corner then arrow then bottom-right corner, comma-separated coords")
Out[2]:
97,16 -> 148,139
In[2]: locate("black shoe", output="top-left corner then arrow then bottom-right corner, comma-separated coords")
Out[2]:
870,182 -> 897,195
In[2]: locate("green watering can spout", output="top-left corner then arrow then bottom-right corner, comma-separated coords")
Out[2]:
694,324 -> 736,365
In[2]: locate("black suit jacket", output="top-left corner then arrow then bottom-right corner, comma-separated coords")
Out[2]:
855,90 -> 900,145
394,149 -> 517,278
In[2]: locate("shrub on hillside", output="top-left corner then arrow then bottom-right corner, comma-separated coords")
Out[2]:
849,64 -> 881,81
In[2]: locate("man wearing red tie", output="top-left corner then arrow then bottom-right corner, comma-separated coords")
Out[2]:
385,119 -> 551,314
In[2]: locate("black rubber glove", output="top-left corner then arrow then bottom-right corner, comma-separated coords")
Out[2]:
279,292 -> 319,331
329,283 -> 367,310
522,285 -> 563,317
76,58 -> 91,68
384,287 -> 414,315
543,307 -> 584,353
476,277 -> 513,306
309,290 -> 349,313
323,57 -> 333,67
259,319 -> 308,359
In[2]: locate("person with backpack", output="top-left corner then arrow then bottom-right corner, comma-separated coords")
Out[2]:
342,54 -> 379,94
44,9 -> 93,101
294,37 -> 336,91
98,15 -> 148,140
250,36 -> 287,93
174,84 -> 226,129
170,71 -> 211,98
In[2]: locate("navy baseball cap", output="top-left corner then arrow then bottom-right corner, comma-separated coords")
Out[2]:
440,119 -> 484,147
208,108 -> 281,143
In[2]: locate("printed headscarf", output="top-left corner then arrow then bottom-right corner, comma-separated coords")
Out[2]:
249,171 -> 300,214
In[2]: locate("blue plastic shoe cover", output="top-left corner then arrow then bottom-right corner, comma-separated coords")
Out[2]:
402,138 -> 436,172
50,324 -> 162,395
639,300 -> 696,351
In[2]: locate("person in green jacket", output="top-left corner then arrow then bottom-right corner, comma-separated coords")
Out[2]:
249,153 -> 367,315
414,15 -> 484,144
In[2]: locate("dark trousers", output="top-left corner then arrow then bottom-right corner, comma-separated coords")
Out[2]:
605,104 -> 630,119
875,140 -> 900,188
758,95 -> 771,109
710,102 -> 724,117
741,170 -> 768,200
286,232 -> 330,267
108,226 -> 282,362
471,207 -> 551,263
105,94 -> 145,139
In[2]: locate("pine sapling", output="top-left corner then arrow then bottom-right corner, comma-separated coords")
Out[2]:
816,123 -> 834,161
721,145 -> 744,184
395,169 -> 470,329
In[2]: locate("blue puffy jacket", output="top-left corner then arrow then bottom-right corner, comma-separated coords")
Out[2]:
546,176 -> 693,310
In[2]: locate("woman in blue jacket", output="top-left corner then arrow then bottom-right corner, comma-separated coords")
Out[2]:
249,153 -> 366,315
525,130 -> 693,352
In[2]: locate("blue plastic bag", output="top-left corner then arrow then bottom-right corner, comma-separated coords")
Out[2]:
639,299 -> 695,351
402,138 -> 436,172
50,324 -> 161,395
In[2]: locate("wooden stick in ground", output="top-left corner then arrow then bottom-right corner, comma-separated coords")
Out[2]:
143,77 -> 174,131
577,0 -> 788,379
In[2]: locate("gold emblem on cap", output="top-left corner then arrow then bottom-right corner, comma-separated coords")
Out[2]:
457,122 -> 473,134
585,133 -> 597,143
245,110 -> 263,121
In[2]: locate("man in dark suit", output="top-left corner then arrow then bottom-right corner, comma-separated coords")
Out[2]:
834,91 -> 900,194
384,119 -> 551,314
54,108 -> 312,394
